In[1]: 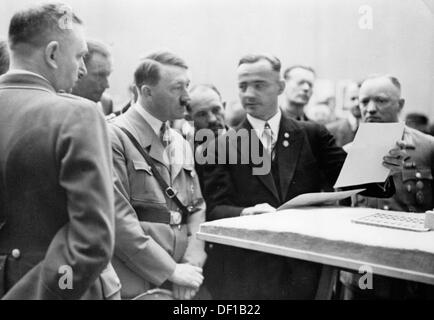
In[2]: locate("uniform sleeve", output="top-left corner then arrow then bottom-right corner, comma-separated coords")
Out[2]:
4,103 -> 115,300
108,125 -> 176,285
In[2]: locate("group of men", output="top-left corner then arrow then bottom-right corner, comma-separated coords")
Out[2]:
0,3 -> 433,300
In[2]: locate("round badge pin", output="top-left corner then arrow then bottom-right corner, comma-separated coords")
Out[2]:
284,133 -> 290,138
283,140 -> 290,148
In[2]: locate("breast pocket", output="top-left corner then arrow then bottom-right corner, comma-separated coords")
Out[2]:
129,160 -> 166,203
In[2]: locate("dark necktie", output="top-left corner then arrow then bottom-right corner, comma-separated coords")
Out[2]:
159,122 -> 170,148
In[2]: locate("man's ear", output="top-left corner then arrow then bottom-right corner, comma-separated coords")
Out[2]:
277,80 -> 286,95
398,98 -> 405,112
140,85 -> 152,98
45,41 -> 59,69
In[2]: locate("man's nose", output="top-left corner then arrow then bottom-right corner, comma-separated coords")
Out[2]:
79,60 -> 87,77
366,100 -> 377,113
243,86 -> 256,98
102,77 -> 110,89
207,111 -> 217,123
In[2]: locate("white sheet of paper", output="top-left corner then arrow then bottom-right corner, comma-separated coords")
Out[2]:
334,122 -> 405,189
277,189 -> 366,210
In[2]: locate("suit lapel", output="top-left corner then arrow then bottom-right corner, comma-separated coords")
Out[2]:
276,116 -> 304,200
240,119 -> 280,202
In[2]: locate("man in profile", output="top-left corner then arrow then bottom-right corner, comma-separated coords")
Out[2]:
72,39 -> 113,114
108,51 -> 206,300
327,81 -> 361,147
0,3 -> 118,299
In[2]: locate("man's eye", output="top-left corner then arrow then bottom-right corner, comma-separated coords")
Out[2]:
375,97 -> 387,104
239,84 -> 246,91
212,107 -> 221,114
255,83 -> 264,90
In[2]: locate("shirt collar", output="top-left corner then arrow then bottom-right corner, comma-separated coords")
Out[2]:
7,69 -> 50,83
133,103 -> 166,136
247,109 -> 282,137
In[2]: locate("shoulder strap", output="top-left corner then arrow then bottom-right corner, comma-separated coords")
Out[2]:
119,127 -> 191,222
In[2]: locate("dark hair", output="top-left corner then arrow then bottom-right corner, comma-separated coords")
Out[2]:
283,65 -> 316,80
134,51 -> 188,87
84,39 -> 110,65
8,3 -> 82,50
238,54 -> 281,73
0,40 -> 10,75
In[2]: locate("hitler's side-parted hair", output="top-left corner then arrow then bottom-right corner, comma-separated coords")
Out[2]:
134,51 -> 188,88
8,3 -> 82,50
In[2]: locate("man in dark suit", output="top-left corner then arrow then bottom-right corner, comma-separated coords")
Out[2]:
0,3 -> 119,300
201,54 -> 398,300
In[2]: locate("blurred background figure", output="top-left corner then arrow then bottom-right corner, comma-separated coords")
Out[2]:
326,81 -> 361,147
405,112 -> 429,134
186,84 -> 226,137
72,39 -> 113,114
307,103 -> 331,125
0,39 -> 10,75
281,65 -> 316,121
224,100 -> 246,128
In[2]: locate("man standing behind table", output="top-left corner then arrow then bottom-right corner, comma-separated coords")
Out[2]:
340,74 -> 434,300
0,3 -> 119,299
201,54 -> 404,300
108,51 -> 206,300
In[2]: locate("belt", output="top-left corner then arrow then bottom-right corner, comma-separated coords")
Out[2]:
134,204 -> 185,225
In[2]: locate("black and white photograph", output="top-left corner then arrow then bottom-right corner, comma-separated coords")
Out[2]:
0,0 -> 433,309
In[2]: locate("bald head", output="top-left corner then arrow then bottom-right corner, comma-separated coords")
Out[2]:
359,75 -> 405,123
187,84 -> 226,133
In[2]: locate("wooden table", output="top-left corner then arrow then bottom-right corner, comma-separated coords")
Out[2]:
197,207 -> 434,298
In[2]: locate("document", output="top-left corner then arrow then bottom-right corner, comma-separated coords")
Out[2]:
277,189 -> 366,210
334,122 -> 405,189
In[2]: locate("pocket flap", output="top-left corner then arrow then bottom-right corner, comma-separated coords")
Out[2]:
133,160 -> 152,175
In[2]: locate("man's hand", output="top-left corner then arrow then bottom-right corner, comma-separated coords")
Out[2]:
168,263 -> 203,289
383,140 -> 415,174
172,284 -> 198,300
241,203 -> 276,216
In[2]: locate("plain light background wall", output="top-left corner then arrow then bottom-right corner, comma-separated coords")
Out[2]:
1,0 -> 433,118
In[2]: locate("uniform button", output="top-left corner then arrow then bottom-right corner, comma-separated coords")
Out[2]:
406,184 -> 412,193
416,191 -> 425,205
415,172 -> 422,179
416,181 -> 424,189
11,249 -> 21,259
383,205 -> 390,211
